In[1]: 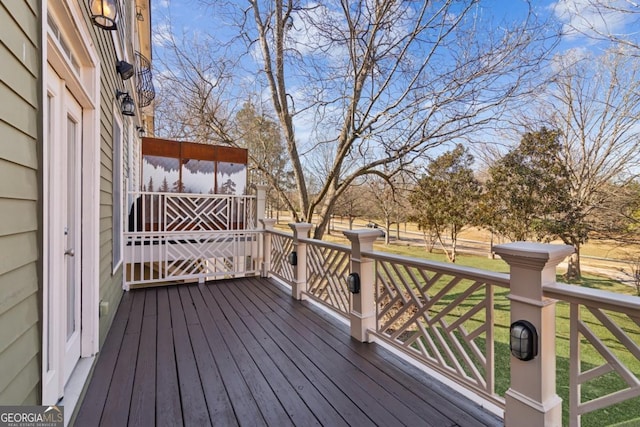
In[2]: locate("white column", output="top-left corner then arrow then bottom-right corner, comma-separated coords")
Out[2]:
260,218 -> 276,278
494,242 -> 574,427
255,184 -> 268,223
289,222 -> 313,300
344,229 -> 381,343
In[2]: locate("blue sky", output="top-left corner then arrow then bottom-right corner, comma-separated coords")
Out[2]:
149,0 -> 639,161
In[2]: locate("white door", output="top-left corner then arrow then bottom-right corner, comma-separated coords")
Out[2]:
45,67 -> 83,398
63,91 -> 83,384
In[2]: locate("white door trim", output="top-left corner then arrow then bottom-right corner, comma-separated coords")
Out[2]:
43,1 -> 101,404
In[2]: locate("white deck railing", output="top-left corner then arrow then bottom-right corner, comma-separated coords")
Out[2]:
262,224 -> 640,427
121,202 -> 640,425
544,282 -> 640,427
123,190 -> 260,288
265,229 -> 295,284
363,249 -> 509,406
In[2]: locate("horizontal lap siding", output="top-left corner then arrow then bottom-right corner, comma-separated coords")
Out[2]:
0,0 -> 40,405
93,14 -> 124,346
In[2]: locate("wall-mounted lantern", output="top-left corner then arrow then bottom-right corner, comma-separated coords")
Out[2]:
347,273 -> 360,294
510,320 -> 538,361
136,126 -> 146,138
89,0 -> 118,30
116,90 -> 135,116
287,251 -> 297,266
116,60 -> 134,80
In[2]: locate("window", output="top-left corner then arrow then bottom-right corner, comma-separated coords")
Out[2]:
112,116 -> 123,270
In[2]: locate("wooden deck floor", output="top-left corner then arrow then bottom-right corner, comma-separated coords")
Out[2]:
74,277 -> 502,426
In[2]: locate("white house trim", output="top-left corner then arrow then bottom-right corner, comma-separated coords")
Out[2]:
43,0 -> 100,406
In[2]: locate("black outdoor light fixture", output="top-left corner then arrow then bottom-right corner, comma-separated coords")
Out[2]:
89,0 -> 118,30
347,273 -> 360,294
287,251 -> 297,266
116,90 -> 135,116
136,125 -> 146,138
510,320 -> 538,361
116,60 -> 134,80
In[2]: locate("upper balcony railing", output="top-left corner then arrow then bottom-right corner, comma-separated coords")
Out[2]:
123,190 -> 259,289
135,51 -> 155,107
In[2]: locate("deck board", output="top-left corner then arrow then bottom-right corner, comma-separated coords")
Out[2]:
239,279 -> 445,426
74,277 -> 502,426
128,289 -> 157,427
155,288 -> 183,427
247,277 -> 484,426
74,292 -> 133,426
168,286 -> 210,426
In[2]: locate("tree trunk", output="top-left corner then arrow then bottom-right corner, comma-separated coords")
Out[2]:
565,246 -> 581,281
384,219 -> 390,245
450,235 -> 457,263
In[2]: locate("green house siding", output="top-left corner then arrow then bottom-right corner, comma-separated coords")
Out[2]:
90,11 -> 126,347
0,0 -> 41,405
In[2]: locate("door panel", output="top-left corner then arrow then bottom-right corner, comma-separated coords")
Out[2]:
63,93 -> 82,384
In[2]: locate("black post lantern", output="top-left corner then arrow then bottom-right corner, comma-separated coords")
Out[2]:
287,251 -> 297,266
510,320 -> 538,361
347,273 -> 360,294
89,0 -> 118,30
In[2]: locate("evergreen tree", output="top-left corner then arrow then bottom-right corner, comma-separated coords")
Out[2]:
409,145 -> 481,263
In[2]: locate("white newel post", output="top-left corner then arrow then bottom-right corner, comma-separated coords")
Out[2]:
260,219 -> 276,278
494,242 -> 574,427
255,184 -> 268,223
344,229 -> 381,343
289,222 -> 312,300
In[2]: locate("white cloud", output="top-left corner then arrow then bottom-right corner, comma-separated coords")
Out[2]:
152,22 -> 173,47
287,3 -> 348,59
551,0 -> 635,40
550,46 -> 590,72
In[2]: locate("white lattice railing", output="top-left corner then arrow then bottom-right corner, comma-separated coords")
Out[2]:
124,191 -> 259,288
544,283 -> 640,427
268,230 -> 295,284
364,250 -> 509,406
301,238 -> 352,317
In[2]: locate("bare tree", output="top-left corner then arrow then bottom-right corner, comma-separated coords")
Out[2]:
363,173 -> 413,245
539,48 -> 640,278
333,183 -> 368,231
621,252 -> 640,297
153,28 -> 300,209
239,0 -> 560,239
153,25 -> 237,145
157,1 -> 558,238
